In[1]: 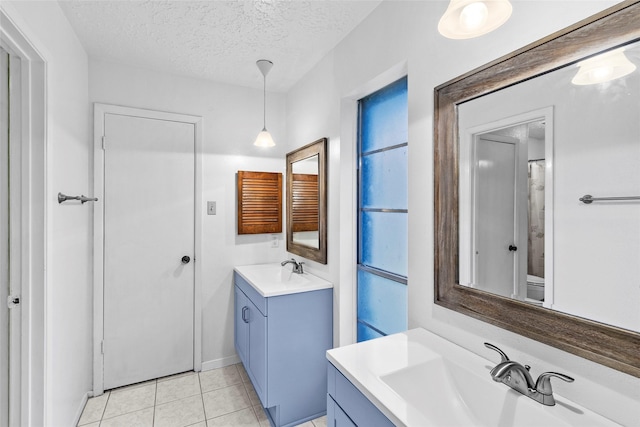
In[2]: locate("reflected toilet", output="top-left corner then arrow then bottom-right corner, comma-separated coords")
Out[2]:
526,274 -> 545,303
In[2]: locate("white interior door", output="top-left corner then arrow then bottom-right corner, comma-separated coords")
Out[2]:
0,46 -> 22,427
103,112 -> 195,390
0,46 -> 10,427
473,134 -> 519,298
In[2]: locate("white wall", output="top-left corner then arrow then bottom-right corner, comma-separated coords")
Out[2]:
1,1 -> 92,426
89,59 -> 289,368
286,1 -> 639,425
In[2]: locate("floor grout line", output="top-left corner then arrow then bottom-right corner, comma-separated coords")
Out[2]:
80,365 -> 325,427
151,380 -> 157,426
198,369 -> 207,425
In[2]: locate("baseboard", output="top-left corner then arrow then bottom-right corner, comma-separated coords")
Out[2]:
73,391 -> 93,426
201,354 -> 240,372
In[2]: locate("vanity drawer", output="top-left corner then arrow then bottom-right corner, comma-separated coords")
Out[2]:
327,363 -> 394,427
234,271 -> 268,316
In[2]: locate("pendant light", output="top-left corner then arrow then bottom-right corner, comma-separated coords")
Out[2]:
571,48 -> 636,86
254,59 -> 275,147
438,0 -> 512,39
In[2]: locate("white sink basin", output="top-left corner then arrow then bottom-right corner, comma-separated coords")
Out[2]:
327,329 -> 619,427
381,358 -> 598,426
234,263 -> 332,297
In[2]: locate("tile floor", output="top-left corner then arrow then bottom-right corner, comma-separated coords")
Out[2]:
77,363 -> 327,427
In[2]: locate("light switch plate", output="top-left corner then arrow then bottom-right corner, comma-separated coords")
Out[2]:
207,201 -> 216,215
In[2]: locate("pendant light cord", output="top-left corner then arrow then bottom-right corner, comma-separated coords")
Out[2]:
263,74 -> 267,130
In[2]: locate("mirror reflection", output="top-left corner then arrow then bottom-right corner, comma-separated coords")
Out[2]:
461,121 -> 546,305
458,39 -> 640,333
291,154 -> 320,249
286,138 -> 327,264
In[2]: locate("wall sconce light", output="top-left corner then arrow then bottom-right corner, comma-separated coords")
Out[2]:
438,0 -> 512,39
571,48 -> 636,85
254,59 -> 275,147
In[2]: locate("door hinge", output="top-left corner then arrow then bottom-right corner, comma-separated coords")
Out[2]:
102,136 -> 106,150
7,295 -> 20,308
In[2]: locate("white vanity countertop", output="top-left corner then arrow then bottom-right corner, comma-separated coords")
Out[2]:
327,328 -> 449,427
234,263 -> 332,297
327,328 -> 619,427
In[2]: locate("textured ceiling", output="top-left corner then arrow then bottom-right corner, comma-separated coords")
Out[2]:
58,0 -> 382,92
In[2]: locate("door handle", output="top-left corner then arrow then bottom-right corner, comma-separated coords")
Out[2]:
508,245 -> 518,252
242,306 -> 249,323
181,255 -> 191,264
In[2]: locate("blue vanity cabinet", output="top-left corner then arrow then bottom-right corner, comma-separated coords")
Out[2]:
234,271 -> 333,427
327,363 -> 394,427
234,285 -> 268,399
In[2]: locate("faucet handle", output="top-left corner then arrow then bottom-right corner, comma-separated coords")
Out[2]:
484,342 -> 510,363
535,372 -> 575,395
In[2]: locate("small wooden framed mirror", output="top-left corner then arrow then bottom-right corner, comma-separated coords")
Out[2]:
286,138 -> 327,264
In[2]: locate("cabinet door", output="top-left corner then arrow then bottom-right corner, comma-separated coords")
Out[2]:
234,286 -> 249,365
328,397 -> 356,427
247,299 -> 268,405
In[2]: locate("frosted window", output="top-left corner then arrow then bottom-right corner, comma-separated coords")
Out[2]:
357,76 -> 408,343
360,211 -> 408,277
357,322 -> 385,342
361,78 -> 409,153
361,146 -> 408,210
357,270 -> 408,339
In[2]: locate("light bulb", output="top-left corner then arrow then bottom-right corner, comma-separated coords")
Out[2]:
572,48 -> 637,85
438,0 -> 512,39
459,2 -> 489,32
587,66 -> 615,83
254,129 -> 275,147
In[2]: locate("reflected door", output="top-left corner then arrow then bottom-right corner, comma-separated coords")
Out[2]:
473,134 -> 518,298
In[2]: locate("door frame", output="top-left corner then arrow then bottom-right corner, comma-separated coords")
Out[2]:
460,107 -> 554,305
0,6 -> 47,426
93,103 -> 203,395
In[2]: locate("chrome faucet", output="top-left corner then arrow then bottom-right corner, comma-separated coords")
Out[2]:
485,342 -> 574,406
281,258 -> 304,274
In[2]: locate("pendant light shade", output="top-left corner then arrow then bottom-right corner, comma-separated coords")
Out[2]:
571,48 -> 636,86
254,129 -> 275,147
438,0 -> 512,39
254,59 -> 275,147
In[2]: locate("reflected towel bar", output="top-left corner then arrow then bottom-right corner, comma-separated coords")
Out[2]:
579,194 -> 640,204
58,192 -> 98,204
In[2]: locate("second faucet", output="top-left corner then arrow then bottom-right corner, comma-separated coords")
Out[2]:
281,258 -> 305,274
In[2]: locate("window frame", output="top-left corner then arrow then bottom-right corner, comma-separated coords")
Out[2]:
356,76 -> 409,341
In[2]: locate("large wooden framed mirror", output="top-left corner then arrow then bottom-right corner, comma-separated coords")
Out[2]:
286,138 -> 327,264
434,1 -> 640,377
